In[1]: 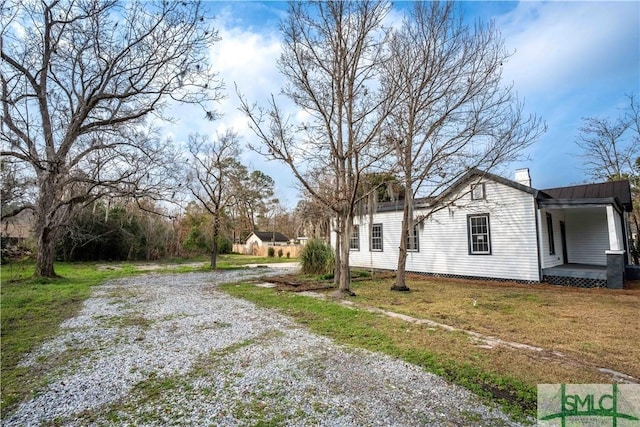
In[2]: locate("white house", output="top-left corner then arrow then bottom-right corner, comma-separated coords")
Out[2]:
340,169 -> 632,288
245,231 -> 291,247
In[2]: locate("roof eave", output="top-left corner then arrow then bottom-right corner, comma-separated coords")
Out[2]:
538,197 -> 625,213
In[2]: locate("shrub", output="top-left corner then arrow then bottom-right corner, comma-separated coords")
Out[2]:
217,236 -> 232,255
286,251 -> 290,259
300,239 -> 334,275
267,246 -> 275,257
277,248 -> 283,258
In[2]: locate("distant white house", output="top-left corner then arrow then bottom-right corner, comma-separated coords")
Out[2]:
245,231 -> 291,247
336,168 -> 632,289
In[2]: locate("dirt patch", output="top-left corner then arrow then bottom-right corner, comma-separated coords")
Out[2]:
262,276 -> 335,292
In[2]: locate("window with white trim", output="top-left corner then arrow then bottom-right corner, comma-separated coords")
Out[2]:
468,214 -> 491,255
471,183 -> 485,200
407,224 -> 419,252
370,223 -> 383,251
350,225 -> 360,250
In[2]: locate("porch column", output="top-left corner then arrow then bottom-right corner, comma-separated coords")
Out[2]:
606,205 -> 625,289
606,205 -> 624,251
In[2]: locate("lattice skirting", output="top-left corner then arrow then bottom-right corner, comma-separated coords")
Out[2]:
362,268 -> 610,288
399,269 -> 539,285
542,275 -> 607,288
359,267 -> 609,288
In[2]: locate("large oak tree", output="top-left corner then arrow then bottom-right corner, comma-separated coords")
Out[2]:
1,0 -> 222,277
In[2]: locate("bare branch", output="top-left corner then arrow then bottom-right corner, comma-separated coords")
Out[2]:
0,0 -> 223,277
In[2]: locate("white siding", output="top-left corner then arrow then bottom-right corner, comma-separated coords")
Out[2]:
565,208 -> 609,265
246,234 -> 262,247
348,179 -> 540,282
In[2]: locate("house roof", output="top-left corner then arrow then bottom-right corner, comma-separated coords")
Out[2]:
250,231 -> 290,242
367,168 -> 633,214
540,180 -> 632,212
436,168 -> 539,202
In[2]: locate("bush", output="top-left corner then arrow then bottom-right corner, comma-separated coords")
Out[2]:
217,236 -> 232,255
286,251 -> 290,259
277,248 -> 283,258
267,246 -> 275,257
300,239 -> 334,275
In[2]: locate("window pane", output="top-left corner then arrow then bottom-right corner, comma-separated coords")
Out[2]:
468,215 -> 490,254
407,224 -> 419,251
350,225 -> 359,250
371,224 -> 383,251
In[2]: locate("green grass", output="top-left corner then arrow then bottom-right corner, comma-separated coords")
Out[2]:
0,255 -> 293,417
216,254 -> 298,268
0,262 -> 137,414
219,283 -> 536,422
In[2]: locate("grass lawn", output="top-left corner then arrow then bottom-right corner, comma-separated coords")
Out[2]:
1,262 -> 130,415
353,274 -> 640,381
0,255 -> 296,417
220,273 -> 640,421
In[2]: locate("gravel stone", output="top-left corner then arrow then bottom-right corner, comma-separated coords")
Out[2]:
5,267 -> 529,426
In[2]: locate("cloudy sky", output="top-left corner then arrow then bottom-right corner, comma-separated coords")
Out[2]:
162,1 -> 640,208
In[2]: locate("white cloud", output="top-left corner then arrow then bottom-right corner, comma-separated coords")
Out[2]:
498,1 -> 639,100
159,14 -> 304,207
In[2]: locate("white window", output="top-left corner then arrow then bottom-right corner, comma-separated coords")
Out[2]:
471,183 -> 485,200
468,214 -> 491,255
370,223 -> 383,251
407,224 -> 419,252
350,225 -> 360,250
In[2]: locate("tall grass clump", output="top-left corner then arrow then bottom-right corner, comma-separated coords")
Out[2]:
300,239 -> 334,275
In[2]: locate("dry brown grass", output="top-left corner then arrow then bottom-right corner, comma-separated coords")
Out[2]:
345,274 -> 640,385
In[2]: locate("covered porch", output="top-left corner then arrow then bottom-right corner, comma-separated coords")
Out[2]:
542,263 -> 607,288
537,196 -> 628,289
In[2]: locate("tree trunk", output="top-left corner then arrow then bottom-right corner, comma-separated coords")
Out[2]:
333,217 -> 342,288
338,229 -> 354,295
34,174 -> 63,278
210,214 -> 220,269
392,196 -> 411,291
334,214 -> 355,297
34,226 -> 59,278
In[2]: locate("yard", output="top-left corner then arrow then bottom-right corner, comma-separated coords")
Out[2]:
352,274 -> 640,383
221,272 -> 640,418
2,258 -> 638,422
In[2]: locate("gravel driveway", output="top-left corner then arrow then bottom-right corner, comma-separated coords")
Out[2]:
6,267 -> 525,426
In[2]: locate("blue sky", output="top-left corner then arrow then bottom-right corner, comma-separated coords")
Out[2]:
162,1 -> 640,208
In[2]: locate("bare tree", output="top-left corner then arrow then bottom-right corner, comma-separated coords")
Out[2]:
186,131 -> 244,269
293,195 -> 333,241
239,170 -> 276,233
576,94 -> 640,262
238,0 -> 392,296
576,94 -> 639,182
1,0 -> 222,277
383,2 -> 546,291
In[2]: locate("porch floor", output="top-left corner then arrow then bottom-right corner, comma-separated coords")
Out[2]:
542,263 -> 606,280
